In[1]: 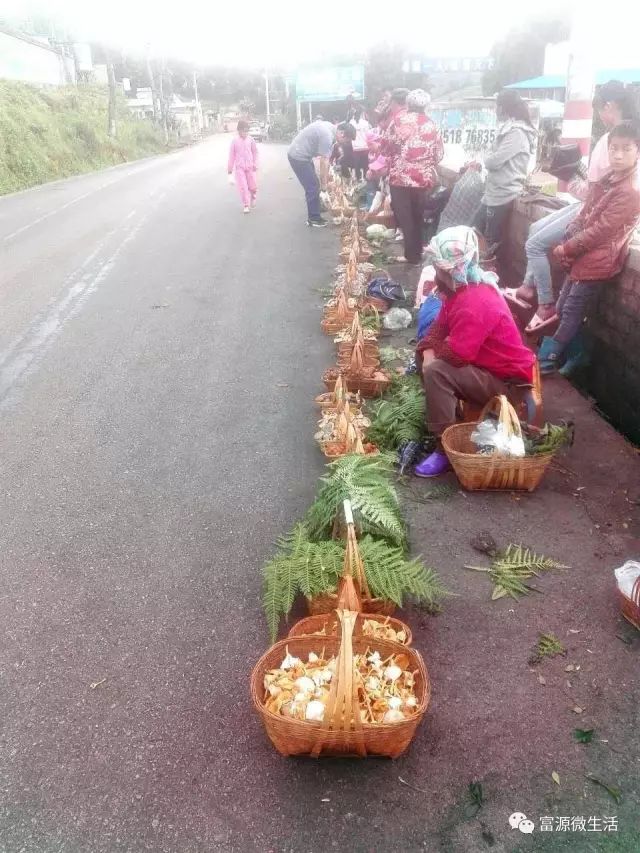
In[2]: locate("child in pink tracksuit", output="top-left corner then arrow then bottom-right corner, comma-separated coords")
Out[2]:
228,120 -> 259,213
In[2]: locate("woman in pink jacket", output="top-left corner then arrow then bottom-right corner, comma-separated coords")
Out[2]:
228,120 -> 259,213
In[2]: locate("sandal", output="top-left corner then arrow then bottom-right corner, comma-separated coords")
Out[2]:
525,311 -> 559,335
503,287 -> 534,309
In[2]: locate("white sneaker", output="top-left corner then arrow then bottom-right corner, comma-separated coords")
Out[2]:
243,206 -> 250,214
250,197 -> 257,208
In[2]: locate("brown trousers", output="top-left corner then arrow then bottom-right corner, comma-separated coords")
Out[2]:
423,359 -> 508,436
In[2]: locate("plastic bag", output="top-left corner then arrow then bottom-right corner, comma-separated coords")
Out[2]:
416,293 -> 442,342
383,308 -> 413,330
367,277 -> 405,304
366,224 -> 387,240
470,418 -> 525,458
227,173 -> 235,186
614,561 -> 640,599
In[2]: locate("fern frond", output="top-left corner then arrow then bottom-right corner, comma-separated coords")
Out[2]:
304,454 -> 406,548
262,527 -> 448,639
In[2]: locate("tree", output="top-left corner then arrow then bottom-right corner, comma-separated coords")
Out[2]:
482,12 -> 571,95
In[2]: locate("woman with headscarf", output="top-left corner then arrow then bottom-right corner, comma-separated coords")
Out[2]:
382,89 -> 444,264
414,227 -> 536,478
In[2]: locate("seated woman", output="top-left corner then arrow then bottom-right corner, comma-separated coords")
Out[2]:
415,227 -> 536,478
538,120 -> 640,373
509,80 -> 638,332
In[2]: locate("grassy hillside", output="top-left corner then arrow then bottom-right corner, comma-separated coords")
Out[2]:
0,82 -> 166,194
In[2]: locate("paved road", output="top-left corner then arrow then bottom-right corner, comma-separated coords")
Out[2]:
0,137 -> 348,853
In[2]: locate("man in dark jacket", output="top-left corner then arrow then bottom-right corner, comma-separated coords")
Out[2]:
540,121 -> 640,372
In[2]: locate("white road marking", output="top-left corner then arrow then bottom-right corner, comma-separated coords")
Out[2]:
0,209 -> 148,409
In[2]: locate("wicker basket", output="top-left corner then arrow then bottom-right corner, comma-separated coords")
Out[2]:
321,315 -> 357,336
308,591 -> 396,616
619,577 -> 640,630
442,396 -> 555,492
314,391 -> 361,411
288,612 -> 412,644
251,611 -> 430,757
323,371 -> 391,398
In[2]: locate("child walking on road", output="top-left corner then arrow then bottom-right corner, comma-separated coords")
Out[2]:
228,120 -> 258,213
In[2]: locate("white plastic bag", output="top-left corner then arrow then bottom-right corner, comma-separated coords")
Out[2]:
470,418 -> 525,458
227,173 -> 235,186
366,224 -> 387,240
383,308 -> 413,330
614,561 -> 640,599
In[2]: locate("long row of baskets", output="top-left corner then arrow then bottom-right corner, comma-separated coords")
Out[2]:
250,211 -> 432,758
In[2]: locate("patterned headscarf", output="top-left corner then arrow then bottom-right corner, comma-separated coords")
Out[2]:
406,89 -> 431,112
425,226 -> 498,290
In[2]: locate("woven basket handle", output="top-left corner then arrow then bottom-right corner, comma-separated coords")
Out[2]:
311,609 -> 366,758
478,394 -> 523,440
349,338 -> 365,374
333,374 -> 344,405
342,501 -> 372,598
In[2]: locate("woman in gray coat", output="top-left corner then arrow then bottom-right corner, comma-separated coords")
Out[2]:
474,90 -> 537,249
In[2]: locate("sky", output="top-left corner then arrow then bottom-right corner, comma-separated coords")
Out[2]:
3,0 -> 640,70
4,0 -> 560,66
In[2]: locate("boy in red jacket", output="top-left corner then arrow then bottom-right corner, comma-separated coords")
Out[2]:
415,227 -> 535,477
540,121 -> 640,372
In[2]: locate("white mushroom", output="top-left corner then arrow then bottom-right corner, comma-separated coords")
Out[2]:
293,676 -> 316,694
383,665 -> 402,682
305,700 -> 325,722
382,709 -> 406,724
280,653 -> 302,670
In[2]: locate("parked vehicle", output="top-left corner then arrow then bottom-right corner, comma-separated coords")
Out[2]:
248,122 -> 267,142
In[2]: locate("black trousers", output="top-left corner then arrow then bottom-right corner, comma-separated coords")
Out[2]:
473,201 -> 513,248
390,185 -> 427,264
352,150 -> 369,180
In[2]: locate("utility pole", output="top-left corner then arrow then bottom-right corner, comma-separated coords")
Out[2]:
561,12 -> 596,160
158,57 -> 169,145
264,68 -> 271,122
145,44 -> 159,124
193,70 -> 203,131
106,48 -> 117,138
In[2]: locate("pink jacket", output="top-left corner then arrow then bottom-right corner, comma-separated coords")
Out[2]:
228,136 -> 258,172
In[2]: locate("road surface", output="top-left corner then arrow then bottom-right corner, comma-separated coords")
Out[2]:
1,137 -> 359,853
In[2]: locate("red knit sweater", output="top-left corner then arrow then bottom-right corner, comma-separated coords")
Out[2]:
417,284 -> 535,382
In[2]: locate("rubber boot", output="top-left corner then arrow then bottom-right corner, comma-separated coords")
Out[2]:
558,330 -> 589,378
538,336 -> 564,375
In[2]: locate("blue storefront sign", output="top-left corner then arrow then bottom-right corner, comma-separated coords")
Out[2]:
295,66 -> 365,103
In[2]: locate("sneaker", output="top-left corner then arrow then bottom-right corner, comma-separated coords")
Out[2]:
251,196 -> 257,208
243,206 -> 250,214
307,217 -> 328,228
538,336 -> 564,375
414,450 -> 451,478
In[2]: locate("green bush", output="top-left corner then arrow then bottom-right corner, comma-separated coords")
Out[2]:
0,81 -> 166,194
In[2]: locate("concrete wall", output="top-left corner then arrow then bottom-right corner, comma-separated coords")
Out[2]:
0,31 -> 64,86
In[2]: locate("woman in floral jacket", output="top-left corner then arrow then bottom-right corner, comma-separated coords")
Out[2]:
382,89 -> 444,264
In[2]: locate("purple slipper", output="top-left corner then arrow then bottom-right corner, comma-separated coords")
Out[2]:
414,450 -> 451,478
